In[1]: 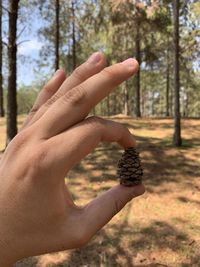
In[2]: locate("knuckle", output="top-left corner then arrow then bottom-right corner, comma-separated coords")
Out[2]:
101,67 -> 115,80
43,82 -> 56,94
114,120 -> 132,135
86,116 -> 104,126
43,84 -> 52,94
63,86 -> 87,105
44,92 -> 62,107
9,129 -> 30,152
101,65 -> 122,86
29,106 -> 39,114
27,145 -> 48,173
72,65 -> 88,82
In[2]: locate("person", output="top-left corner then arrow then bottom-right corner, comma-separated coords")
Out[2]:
0,52 -> 145,266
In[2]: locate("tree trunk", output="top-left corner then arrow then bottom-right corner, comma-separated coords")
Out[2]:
166,43 -> 170,117
173,0 -> 182,146
6,0 -> 19,145
135,16 -> 141,117
55,0 -> 60,71
0,1 -> 4,117
71,0 -> 76,70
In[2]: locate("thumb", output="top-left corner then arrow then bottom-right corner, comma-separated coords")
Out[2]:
81,183 -> 145,240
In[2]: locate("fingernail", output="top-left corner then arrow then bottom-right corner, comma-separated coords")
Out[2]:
121,58 -> 138,71
87,52 -> 102,64
53,69 -> 62,77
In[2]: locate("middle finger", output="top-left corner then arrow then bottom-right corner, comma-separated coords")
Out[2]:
34,58 -> 139,139
28,52 -> 106,127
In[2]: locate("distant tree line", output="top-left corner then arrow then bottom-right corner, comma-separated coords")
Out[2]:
0,0 -> 199,147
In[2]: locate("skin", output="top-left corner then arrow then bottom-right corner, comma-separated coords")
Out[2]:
0,52 -> 145,266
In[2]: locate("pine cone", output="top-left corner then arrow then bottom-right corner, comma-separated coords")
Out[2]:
117,147 -> 143,186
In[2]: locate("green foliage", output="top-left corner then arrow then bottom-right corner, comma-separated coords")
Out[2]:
17,85 -> 38,114
20,0 -> 199,118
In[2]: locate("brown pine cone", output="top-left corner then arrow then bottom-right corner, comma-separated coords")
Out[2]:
117,147 -> 143,186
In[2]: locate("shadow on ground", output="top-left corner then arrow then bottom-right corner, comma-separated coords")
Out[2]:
14,119 -> 200,267
15,207 -> 199,266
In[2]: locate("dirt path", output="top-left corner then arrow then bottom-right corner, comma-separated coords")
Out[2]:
8,118 -> 200,267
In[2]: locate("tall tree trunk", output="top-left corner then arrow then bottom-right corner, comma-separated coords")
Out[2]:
166,42 -> 170,117
55,0 -> 60,71
173,0 -> 182,146
0,1 -> 4,117
6,0 -> 19,145
170,81 -> 173,117
135,17 -> 141,117
71,0 -> 76,70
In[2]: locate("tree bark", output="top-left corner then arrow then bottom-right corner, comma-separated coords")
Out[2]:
55,0 -> 60,71
6,0 -> 19,145
173,0 -> 182,146
0,1 -> 4,117
166,45 -> 170,117
135,16 -> 141,117
71,0 -> 76,70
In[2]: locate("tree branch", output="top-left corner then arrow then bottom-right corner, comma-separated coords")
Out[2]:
1,5 -> 10,14
17,40 -> 30,46
2,41 -> 8,47
17,26 -> 26,40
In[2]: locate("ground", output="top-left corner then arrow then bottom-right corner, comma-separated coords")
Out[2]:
1,116 -> 199,267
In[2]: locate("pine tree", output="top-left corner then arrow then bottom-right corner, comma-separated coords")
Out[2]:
0,0 -> 4,117
6,0 -> 20,144
55,0 -> 60,71
173,0 -> 182,146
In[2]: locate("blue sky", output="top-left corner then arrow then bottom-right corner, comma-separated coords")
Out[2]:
2,5 -> 51,87
18,39 -> 44,85
17,16 -> 46,86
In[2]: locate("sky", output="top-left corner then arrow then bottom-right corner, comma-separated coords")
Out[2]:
18,39 -> 44,85
3,2 -> 199,87
2,6 -> 50,87
17,17 -> 46,86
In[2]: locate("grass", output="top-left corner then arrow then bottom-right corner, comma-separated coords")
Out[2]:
2,115 -> 199,267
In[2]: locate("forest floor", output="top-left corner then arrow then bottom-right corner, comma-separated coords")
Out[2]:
1,116 -> 199,267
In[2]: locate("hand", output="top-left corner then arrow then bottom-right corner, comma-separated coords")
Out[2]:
0,52 -> 145,266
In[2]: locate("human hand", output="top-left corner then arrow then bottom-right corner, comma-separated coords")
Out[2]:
0,52 -> 145,266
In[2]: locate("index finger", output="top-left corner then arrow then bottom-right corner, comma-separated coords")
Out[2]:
34,58 -> 139,139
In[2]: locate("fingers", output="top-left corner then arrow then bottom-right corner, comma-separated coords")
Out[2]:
57,52 -> 106,95
80,183 -> 145,243
27,52 -> 106,127
20,69 -> 66,130
35,58 -> 139,139
46,116 -> 136,175
48,116 -> 145,243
